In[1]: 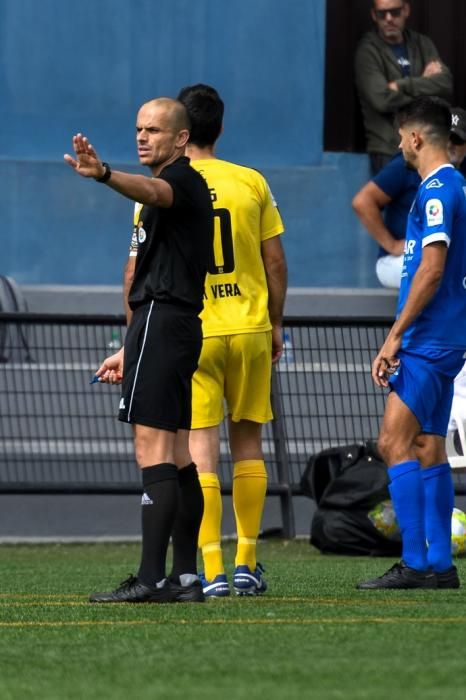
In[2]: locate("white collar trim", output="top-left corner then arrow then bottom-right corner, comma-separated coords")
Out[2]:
421,163 -> 454,185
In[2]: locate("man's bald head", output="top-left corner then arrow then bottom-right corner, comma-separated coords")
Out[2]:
141,98 -> 191,133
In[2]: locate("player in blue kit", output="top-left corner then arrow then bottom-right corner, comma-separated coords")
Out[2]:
358,97 -> 466,590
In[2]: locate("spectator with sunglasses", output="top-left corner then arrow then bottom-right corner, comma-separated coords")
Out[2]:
355,1 -> 453,175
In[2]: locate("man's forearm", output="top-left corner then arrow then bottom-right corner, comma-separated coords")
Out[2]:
352,185 -> 401,254
123,256 -> 136,326
389,256 -> 444,341
105,171 -> 172,207
397,74 -> 453,100
266,257 -> 287,327
355,204 -> 400,253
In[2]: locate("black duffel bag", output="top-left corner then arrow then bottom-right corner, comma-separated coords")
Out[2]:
301,441 -> 401,556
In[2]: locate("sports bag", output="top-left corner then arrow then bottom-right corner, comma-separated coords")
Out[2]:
301,441 -> 402,556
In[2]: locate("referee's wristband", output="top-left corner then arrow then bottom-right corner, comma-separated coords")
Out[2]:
95,162 -> 112,183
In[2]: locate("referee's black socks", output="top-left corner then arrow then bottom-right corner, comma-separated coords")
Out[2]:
170,462 -> 204,582
137,463 -> 179,588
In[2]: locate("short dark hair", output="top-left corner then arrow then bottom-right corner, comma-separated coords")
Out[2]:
177,84 -> 224,147
396,97 -> 451,147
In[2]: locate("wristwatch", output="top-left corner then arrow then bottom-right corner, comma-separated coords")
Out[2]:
95,162 -> 112,183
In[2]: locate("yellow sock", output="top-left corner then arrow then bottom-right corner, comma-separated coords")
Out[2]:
198,472 -> 224,581
233,460 -> 267,570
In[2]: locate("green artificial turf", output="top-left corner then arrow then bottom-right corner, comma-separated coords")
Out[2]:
0,541 -> 465,700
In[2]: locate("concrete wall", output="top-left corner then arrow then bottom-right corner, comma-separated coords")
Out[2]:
21,284 -> 397,317
0,0 -> 376,288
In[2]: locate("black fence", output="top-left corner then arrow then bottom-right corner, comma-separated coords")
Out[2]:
1,312 -> 464,538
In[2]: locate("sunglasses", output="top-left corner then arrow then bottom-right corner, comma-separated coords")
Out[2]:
374,7 -> 404,19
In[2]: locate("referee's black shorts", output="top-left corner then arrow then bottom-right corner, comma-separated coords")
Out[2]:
118,301 -> 202,431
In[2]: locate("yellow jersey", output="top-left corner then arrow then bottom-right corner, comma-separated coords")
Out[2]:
190,158 -> 284,337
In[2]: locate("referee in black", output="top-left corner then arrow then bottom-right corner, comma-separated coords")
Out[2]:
64,97 -> 213,603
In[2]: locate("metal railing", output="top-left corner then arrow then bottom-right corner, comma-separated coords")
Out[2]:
1,312 -> 464,537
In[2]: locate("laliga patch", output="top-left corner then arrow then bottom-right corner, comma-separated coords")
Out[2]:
138,225 -> 147,244
426,198 -> 443,227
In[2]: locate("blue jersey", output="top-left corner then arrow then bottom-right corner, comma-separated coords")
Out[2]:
372,153 -> 420,259
398,164 -> 466,351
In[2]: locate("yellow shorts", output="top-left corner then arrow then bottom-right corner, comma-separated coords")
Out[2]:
191,331 -> 273,428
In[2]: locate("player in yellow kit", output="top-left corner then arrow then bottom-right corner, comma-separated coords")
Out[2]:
178,84 -> 287,596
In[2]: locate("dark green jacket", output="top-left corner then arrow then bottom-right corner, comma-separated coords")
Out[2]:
355,28 -> 453,156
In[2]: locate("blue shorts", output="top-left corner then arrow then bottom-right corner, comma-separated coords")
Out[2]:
388,348 -> 465,436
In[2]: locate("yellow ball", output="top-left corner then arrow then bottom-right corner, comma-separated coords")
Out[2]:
451,507 -> 466,557
368,500 -> 400,540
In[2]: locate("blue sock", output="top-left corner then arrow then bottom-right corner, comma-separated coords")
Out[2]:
422,462 -> 454,573
388,460 -> 427,571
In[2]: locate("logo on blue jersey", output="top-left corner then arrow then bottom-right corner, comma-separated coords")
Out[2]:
426,199 -> 443,227
404,239 -> 416,256
425,179 -> 444,190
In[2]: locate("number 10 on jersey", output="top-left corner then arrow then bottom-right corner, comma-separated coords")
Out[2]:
209,208 -> 235,275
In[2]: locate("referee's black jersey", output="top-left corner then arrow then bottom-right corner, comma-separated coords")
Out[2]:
128,156 -> 213,314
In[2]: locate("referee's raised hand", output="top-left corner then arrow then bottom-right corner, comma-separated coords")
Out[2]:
64,133 -> 107,180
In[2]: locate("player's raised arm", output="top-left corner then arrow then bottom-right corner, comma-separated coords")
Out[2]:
64,133 -> 175,207
64,98 -> 192,208
64,133 -> 104,178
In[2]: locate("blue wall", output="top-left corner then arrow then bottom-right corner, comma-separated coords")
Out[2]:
0,0 -> 376,287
